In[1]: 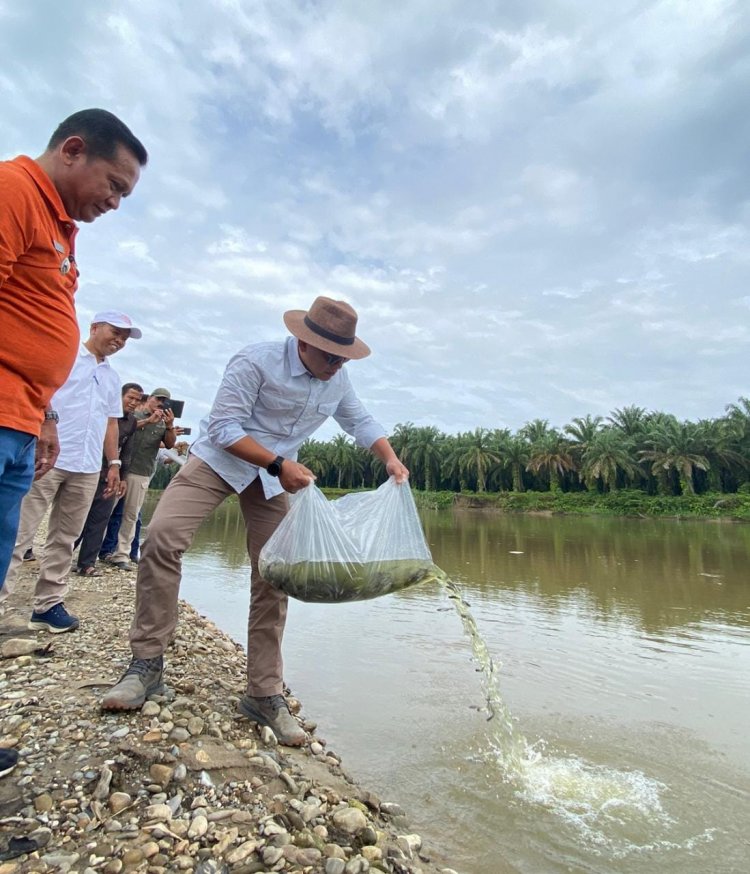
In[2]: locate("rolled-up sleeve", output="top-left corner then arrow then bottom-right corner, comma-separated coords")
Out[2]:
333,375 -> 387,450
206,350 -> 263,449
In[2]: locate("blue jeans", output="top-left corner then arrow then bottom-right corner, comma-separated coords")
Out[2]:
0,427 -> 36,590
100,497 -> 141,560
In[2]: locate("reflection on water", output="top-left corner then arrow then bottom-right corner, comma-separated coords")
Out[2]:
142,494 -> 750,874
422,510 -> 750,632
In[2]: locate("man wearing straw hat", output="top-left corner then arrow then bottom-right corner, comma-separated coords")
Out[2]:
102,296 -> 408,745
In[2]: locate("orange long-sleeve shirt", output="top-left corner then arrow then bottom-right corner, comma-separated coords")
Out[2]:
0,156 -> 80,436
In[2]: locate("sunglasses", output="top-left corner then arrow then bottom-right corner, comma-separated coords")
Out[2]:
324,352 -> 349,366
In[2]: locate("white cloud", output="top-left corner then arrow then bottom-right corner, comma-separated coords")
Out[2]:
3,0 -> 749,436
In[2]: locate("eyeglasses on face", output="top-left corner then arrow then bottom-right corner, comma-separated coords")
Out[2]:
324,352 -> 349,366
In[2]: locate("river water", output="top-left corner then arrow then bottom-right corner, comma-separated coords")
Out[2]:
143,495 -> 750,874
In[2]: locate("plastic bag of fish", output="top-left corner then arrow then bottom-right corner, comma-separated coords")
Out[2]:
259,477 -> 441,603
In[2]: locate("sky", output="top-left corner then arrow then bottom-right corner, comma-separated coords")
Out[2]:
3,0 -> 750,439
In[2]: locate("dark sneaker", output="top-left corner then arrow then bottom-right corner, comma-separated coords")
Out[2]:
102,656 -> 164,710
28,603 -> 79,634
0,748 -> 19,778
111,560 -> 135,571
22,548 -> 35,562
238,694 -> 306,746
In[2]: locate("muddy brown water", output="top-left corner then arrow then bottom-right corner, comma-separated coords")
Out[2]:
143,494 -> 750,874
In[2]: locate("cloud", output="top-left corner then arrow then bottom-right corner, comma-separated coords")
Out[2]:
3,0 -> 750,437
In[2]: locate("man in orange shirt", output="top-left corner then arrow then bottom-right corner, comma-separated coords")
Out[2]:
0,110 -> 147,770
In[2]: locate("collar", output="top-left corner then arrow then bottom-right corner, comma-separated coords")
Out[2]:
288,337 -> 311,378
12,155 -> 77,230
80,342 -> 111,366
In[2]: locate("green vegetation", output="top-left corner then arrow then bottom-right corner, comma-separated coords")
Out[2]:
298,398 -> 750,520
151,398 -> 750,519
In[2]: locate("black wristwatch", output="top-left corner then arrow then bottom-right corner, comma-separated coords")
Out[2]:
266,456 -> 285,477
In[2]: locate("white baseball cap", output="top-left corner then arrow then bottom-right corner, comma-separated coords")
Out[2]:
91,310 -> 142,339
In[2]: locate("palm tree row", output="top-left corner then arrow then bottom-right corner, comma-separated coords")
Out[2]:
297,399 -> 750,496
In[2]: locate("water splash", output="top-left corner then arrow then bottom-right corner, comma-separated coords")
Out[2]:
441,576 -> 713,856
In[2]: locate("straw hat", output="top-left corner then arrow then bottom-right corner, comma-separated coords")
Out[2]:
283,296 -> 370,359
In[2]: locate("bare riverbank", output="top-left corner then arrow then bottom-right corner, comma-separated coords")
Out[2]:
0,559 -> 459,874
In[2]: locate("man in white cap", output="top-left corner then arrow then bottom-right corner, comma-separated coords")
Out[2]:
1,311 -> 141,632
102,296 -> 408,747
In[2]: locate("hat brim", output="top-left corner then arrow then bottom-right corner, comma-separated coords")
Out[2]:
283,311 -> 370,359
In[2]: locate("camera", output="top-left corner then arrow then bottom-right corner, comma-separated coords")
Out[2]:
180,426 -> 192,436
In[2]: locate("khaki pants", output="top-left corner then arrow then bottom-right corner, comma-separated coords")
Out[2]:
131,456 -> 289,697
111,473 -> 150,563
1,468 -> 99,612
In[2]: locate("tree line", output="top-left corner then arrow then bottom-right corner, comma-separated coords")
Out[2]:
297,399 -> 750,497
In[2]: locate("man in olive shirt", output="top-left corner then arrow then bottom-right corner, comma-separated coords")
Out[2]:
108,388 -> 175,570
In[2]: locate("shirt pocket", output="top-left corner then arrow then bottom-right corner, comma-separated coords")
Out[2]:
259,389 -> 298,411
317,401 -> 339,416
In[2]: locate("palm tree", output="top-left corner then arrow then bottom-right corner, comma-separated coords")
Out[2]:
402,426 -> 444,491
580,428 -> 638,492
694,418 -> 746,492
639,419 -> 710,496
328,434 -> 363,488
520,418 -> 552,444
564,415 -> 603,458
298,439 -> 331,485
389,422 -> 417,460
497,433 -> 529,492
608,405 -> 647,437
445,428 -> 500,493
526,431 -> 575,492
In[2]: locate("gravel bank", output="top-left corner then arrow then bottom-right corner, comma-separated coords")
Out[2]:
0,556 -> 459,874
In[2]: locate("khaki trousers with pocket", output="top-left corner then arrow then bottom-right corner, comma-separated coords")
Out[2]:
130,455 -> 289,697
111,473 -> 150,562
1,468 -> 99,612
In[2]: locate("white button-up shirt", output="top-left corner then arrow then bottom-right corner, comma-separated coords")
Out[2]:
52,344 -> 122,474
191,337 -> 386,498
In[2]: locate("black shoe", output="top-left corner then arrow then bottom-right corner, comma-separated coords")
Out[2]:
0,748 -> 19,778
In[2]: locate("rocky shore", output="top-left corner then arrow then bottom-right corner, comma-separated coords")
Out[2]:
0,558 -> 459,874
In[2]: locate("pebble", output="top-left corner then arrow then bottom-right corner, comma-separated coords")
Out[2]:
0,556 -> 452,874
149,763 -> 174,787
144,803 -> 173,822
188,814 -> 209,838
1,637 -> 39,657
332,807 -> 368,835
224,840 -> 258,864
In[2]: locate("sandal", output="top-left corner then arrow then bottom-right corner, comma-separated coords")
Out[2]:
77,566 -> 102,577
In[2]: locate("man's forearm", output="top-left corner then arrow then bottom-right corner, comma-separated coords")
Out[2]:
224,435 -> 277,470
